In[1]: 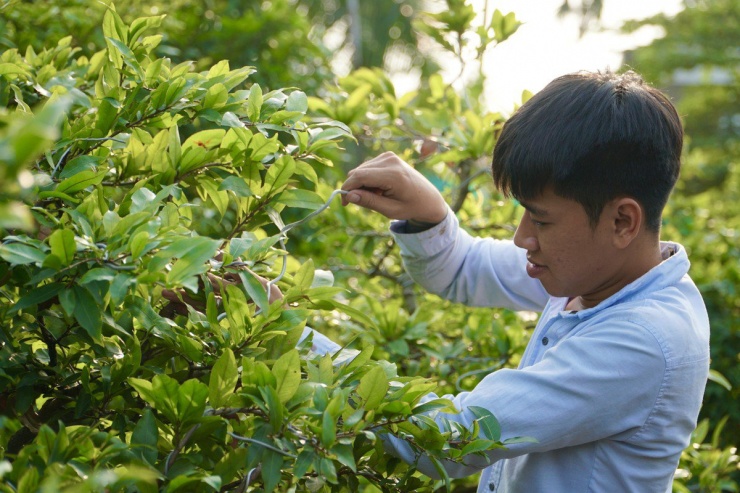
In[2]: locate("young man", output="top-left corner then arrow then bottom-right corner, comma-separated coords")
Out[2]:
340,71 -> 710,492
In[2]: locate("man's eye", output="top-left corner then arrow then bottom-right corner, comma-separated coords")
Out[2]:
531,218 -> 546,227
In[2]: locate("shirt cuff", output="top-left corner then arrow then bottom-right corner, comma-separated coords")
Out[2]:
390,206 -> 459,258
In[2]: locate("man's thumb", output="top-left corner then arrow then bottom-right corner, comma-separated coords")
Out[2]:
346,189 -> 395,217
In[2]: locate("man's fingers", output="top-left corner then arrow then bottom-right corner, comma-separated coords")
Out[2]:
341,186 -> 383,206
342,169 -> 391,195
342,152 -> 407,193
342,188 -> 404,218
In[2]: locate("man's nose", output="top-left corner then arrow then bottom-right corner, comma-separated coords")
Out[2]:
513,212 -> 538,252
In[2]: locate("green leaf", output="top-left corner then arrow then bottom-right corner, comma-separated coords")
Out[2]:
337,345 -> 374,373
0,243 -> 46,265
130,187 -> 157,214
131,408 -> 158,465
0,62 -> 32,79
331,444 -> 356,472
8,282 -> 63,316
166,237 -> 221,286
129,15 -> 165,43
129,231 -> 150,259
461,438 -> 502,456
129,378 -> 156,408
222,285 -> 250,345
79,267 -> 116,284
428,456 -> 451,491
321,411 -> 336,448
293,259 -> 315,289
278,189 -> 325,210
128,295 -> 174,333
411,398 -> 459,416
229,237 -> 250,258
149,374 -> 180,424
286,90 -> 308,113
203,83 -> 228,108
56,169 -> 107,194
110,273 -> 135,306
48,229 -> 76,267
182,129 -> 226,150
491,9 -> 521,42
247,83 -> 263,122
102,5 -> 128,44
246,132 -> 280,162
58,155 -> 101,179
218,175 -> 253,197
221,111 -> 245,128
311,298 -> 377,330
708,369 -> 732,391
58,288 -> 76,317
73,285 -> 102,341
37,190 -> 80,204
241,270 -> 269,315
261,385 -> 284,433
106,37 -> 145,80
263,156 -> 295,196
309,127 -> 350,145
293,450 -> 314,478
261,449 -> 283,492
209,349 -> 238,408
317,458 -> 337,484
272,349 -> 301,403
242,358 -> 276,388
357,365 -> 388,411
468,405 -> 501,441
177,379 -> 209,426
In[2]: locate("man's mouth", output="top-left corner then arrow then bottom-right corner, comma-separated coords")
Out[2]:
525,257 -> 547,278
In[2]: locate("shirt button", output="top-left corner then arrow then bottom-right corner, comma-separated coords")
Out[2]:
542,337 -> 549,345
489,482 -> 496,491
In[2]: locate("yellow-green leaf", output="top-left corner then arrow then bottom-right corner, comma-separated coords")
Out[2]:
209,349 -> 238,408
357,365 -> 388,411
48,229 -> 76,267
272,349 -> 300,403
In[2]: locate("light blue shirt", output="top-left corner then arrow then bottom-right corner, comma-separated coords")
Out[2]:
383,210 -> 710,493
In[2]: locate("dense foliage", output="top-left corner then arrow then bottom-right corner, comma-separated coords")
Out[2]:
0,0 -> 737,491
0,2 -> 530,491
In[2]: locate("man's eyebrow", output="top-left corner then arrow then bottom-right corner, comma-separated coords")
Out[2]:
519,201 -> 549,217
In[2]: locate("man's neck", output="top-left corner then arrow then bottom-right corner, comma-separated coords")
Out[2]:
566,239 -> 664,312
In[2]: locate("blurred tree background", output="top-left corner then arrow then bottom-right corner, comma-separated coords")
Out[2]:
0,0 -> 737,490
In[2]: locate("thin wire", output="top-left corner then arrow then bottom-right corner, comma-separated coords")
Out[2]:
244,467 -> 258,488
278,189 -> 349,236
255,189 -> 348,315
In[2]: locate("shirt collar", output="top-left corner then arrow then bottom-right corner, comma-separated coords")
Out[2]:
558,241 -> 690,318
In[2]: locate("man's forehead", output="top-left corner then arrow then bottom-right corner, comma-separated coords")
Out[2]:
518,200 -> 549,217
516,187 -> 584,216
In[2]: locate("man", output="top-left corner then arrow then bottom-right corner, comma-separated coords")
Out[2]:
340,71 -> 710,492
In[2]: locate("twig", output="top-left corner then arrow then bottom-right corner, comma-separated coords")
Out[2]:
165,423 -> 201,473
227,432 -> 297,458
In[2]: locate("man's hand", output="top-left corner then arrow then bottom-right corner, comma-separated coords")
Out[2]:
341,152 -> 448,224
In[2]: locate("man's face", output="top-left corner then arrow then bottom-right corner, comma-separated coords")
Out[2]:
513,188 -> 620,307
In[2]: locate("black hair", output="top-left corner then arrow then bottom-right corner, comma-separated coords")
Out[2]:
492,70 -> 683,232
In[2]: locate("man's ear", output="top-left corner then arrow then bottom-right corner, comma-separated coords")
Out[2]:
610,197 -> 643,249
